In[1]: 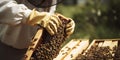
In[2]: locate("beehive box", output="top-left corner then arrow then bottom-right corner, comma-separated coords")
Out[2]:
54,39 -> 89,60
75,39 -> 120,60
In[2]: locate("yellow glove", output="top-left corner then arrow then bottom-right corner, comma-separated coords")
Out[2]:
27,9 -> 62,35
56,13 -> 75,37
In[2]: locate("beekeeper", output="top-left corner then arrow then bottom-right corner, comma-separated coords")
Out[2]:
0,0 -> 75,60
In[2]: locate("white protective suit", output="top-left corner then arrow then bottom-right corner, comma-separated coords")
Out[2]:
0,0 -> 45,49
0,0 -> 60,60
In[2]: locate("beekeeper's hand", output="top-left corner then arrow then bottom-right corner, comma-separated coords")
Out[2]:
27,9 -> 62,35
56,13 -> 75,37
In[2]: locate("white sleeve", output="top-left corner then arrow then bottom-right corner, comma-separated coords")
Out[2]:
0,0 -> 32,25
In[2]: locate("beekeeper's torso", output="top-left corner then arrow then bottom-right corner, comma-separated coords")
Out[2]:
0,0 -> 42,49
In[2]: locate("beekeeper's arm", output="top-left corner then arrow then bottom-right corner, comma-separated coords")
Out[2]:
0,1 -> 31,25
0,0 -> 61,35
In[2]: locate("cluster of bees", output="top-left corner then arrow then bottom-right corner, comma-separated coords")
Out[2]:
30,18 -> 68,60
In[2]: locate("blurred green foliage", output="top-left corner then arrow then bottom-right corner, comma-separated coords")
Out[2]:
56,0 -> 120,44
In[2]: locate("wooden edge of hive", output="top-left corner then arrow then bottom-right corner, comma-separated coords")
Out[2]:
63,39 -> 89,60
83,39 -> 96,55
23,28 -> 43,60
93,38 -> 120,41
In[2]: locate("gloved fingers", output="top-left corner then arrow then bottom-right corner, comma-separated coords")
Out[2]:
50,15 -> 62,28
66,19 -> 75,28
37,12 -> 50,27
66,19 -> 75,37
44,15 -> 62,35
55,13 -> 69,21
48,20 -> 58,34
46,25 -> 55,35
66,24 -> 75,32
66,25 -> 75,35
55,13 -> 75,37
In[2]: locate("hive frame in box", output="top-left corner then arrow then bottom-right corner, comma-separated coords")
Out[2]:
54,39 -> 89,60
83,39 -> 120,57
